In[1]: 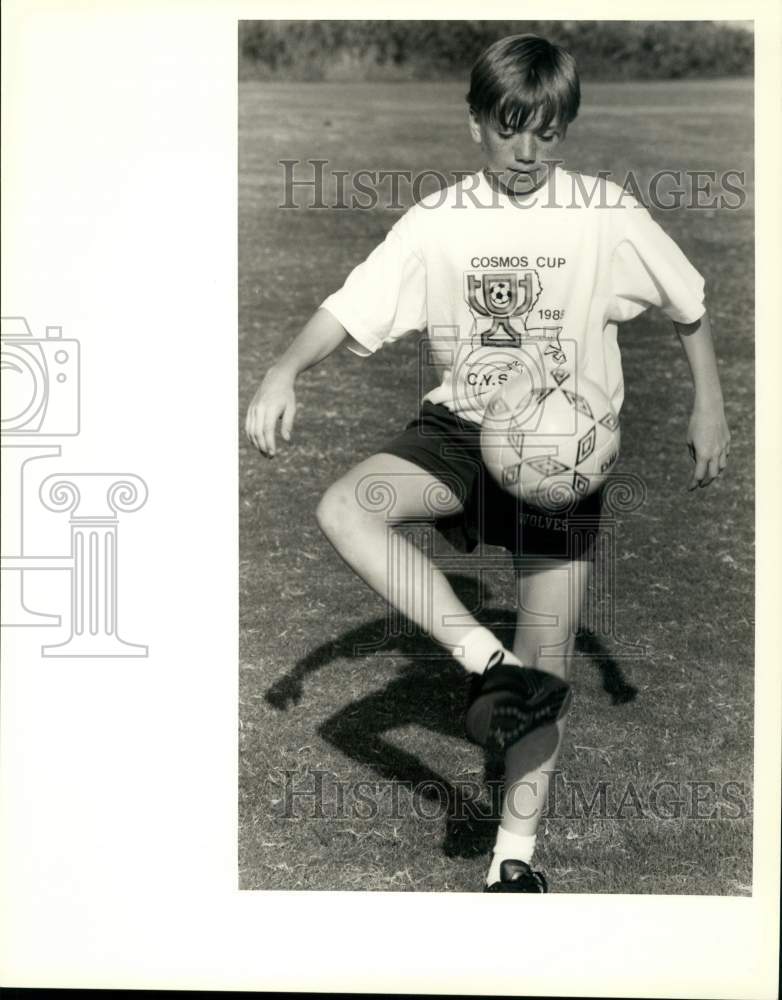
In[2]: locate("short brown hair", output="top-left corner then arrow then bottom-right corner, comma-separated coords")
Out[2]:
467,34 -> 580,131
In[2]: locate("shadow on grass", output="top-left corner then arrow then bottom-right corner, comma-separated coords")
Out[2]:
264,574 -> 638,859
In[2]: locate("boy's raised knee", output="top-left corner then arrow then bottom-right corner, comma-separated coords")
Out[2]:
315,480 -> 353,538
317,464 -> 408,538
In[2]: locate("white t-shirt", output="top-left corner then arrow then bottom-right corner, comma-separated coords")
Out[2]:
320,167 -> 705,426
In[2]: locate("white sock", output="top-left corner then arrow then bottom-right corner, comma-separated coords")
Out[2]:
486,828 -> 537,886
451,626 -> 522,675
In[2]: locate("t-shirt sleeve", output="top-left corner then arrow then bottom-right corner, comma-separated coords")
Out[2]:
608,199 -> 706,325
319,208 -> 427,357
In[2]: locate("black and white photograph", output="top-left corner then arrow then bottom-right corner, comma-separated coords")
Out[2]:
240,20 -> 755,895
2,3 -> 780,994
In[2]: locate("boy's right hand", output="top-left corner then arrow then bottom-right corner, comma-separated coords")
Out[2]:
245,366 -> 297,457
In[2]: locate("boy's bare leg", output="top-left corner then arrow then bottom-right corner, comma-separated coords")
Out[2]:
485,557 -> 590,883
316,453 -> 506,666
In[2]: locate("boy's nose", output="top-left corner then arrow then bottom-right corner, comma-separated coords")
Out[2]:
513,133 -> 537,164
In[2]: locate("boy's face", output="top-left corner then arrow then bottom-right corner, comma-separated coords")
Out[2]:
469,109 -> 566,197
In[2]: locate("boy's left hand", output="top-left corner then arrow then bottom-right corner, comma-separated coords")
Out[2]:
686,406 -> 731,489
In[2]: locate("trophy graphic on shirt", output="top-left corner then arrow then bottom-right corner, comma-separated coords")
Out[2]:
466,270 -> 540,347
454,267 -> 570,417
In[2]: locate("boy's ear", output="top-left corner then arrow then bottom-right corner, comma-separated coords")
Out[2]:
468,109 -> 483,144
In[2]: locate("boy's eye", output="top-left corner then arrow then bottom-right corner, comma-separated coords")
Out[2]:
496,129 -> 559,142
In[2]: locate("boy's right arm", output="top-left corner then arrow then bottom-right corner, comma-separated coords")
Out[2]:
245,307 -> 348,456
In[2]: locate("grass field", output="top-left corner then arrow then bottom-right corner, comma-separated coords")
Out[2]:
238,78 -> 754,894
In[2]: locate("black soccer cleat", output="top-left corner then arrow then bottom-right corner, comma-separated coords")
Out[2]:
484,859 -> 549,893
465,655 -> 572,754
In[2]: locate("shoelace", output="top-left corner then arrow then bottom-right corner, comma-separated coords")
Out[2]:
486,649 -> 505,671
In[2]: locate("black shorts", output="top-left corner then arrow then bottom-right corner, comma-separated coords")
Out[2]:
378,400 -> 603,560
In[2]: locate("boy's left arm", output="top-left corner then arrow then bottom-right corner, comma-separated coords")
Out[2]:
674,310 -> 731,490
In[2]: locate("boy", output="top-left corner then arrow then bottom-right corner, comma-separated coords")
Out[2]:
245,34 -> 730,892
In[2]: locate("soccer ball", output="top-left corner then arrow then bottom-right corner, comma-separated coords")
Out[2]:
480,370 -> 620,511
